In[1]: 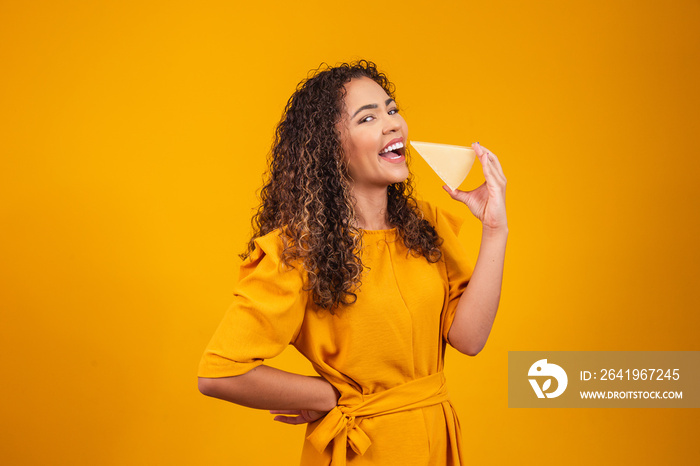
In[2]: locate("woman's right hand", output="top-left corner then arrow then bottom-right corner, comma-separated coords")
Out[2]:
269,408 -> 330,425
269,376 -> 339,425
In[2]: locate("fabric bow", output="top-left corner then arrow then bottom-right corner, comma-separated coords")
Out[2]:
305,372 -> 454,465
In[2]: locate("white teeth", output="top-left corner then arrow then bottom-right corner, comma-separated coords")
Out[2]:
380,141 -> 405,155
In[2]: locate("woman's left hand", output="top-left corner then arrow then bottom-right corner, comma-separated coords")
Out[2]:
443,142 -> 507,231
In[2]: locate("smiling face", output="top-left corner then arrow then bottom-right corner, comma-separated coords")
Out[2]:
337,76 -> 409,193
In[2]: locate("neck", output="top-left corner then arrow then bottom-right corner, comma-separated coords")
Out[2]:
351,186 -> 391,230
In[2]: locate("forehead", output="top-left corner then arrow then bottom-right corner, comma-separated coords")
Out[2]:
342,77 -> 390,111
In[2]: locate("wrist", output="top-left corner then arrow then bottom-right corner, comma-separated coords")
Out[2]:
482,224 -> 509,238
312,376 -> 339,411
323,383 -> 340,410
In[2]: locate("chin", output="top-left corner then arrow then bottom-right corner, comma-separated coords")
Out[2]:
388,170 -> 410,185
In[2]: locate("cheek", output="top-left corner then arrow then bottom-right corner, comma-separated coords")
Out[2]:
341,139 -> 364,177
347,129 -> 378,158
343,140 -> 363,168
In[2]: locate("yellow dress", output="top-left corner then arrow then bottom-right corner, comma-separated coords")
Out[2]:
199,201 -> 473,465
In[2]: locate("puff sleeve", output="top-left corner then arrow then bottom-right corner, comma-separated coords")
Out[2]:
198,230 -> 307,378
419,201 -> 474,342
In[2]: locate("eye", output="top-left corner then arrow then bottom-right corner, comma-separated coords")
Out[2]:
388,108 -> 399,115
359,115 -> 375,123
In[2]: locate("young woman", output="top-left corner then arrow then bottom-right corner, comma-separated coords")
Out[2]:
198,60 -> 508,465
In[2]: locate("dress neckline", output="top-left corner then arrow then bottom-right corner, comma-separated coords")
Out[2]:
360,227 -> 397,235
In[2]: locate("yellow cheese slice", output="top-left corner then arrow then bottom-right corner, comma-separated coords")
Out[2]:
410,141 -> 476,190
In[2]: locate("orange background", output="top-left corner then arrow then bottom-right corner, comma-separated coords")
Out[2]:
1,1 -> 699,464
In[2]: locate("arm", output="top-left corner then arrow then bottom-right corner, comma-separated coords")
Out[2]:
443,142 -> 508,356
198,230 -> 338,423
447,226 -> 507,355
198,364 -> 339,423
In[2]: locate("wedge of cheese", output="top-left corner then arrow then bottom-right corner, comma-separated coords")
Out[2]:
410,141 -> 476,190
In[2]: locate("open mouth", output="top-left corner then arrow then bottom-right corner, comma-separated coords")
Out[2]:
379,141 -> 406,160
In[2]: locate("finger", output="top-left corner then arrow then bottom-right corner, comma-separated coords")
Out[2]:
476,146 -> 497,185
482,151 -> 498,184
493,157 -> 506,184
478,145 -> 506,182
483,150 -> 506,183
456,183 -> 487,207
465,182 -> 487,196
274,414 -> 312,425
483,162 -> 504,193
478,146 -> 506,187
471,142 -> 486,164
443,184 -> 469,203
442,185 -> 459,198
273,415 -> 305,424
479,144 -> 494,166
269,410 -> 300,415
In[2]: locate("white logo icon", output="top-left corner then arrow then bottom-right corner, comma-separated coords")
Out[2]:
528,359 -> 568,398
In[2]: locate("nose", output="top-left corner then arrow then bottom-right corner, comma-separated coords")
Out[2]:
382,115 -> 401,134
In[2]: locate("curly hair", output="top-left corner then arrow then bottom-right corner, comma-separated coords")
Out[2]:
241,60 -> 442,312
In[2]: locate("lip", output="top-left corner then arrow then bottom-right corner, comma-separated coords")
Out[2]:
380,152 -> 406,164
380,137 -> 405,154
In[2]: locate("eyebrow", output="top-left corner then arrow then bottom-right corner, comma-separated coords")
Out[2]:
351,98 -> 395,119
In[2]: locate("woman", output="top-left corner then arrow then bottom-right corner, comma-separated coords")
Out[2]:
198,60 -> 507,465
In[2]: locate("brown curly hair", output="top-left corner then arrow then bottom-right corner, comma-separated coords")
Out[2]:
242,60 -> 442,312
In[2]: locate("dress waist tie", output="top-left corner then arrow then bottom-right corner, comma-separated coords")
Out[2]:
306,372 -> 460,465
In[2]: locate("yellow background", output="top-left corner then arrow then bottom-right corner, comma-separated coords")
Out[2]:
1,0 -> 699,464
